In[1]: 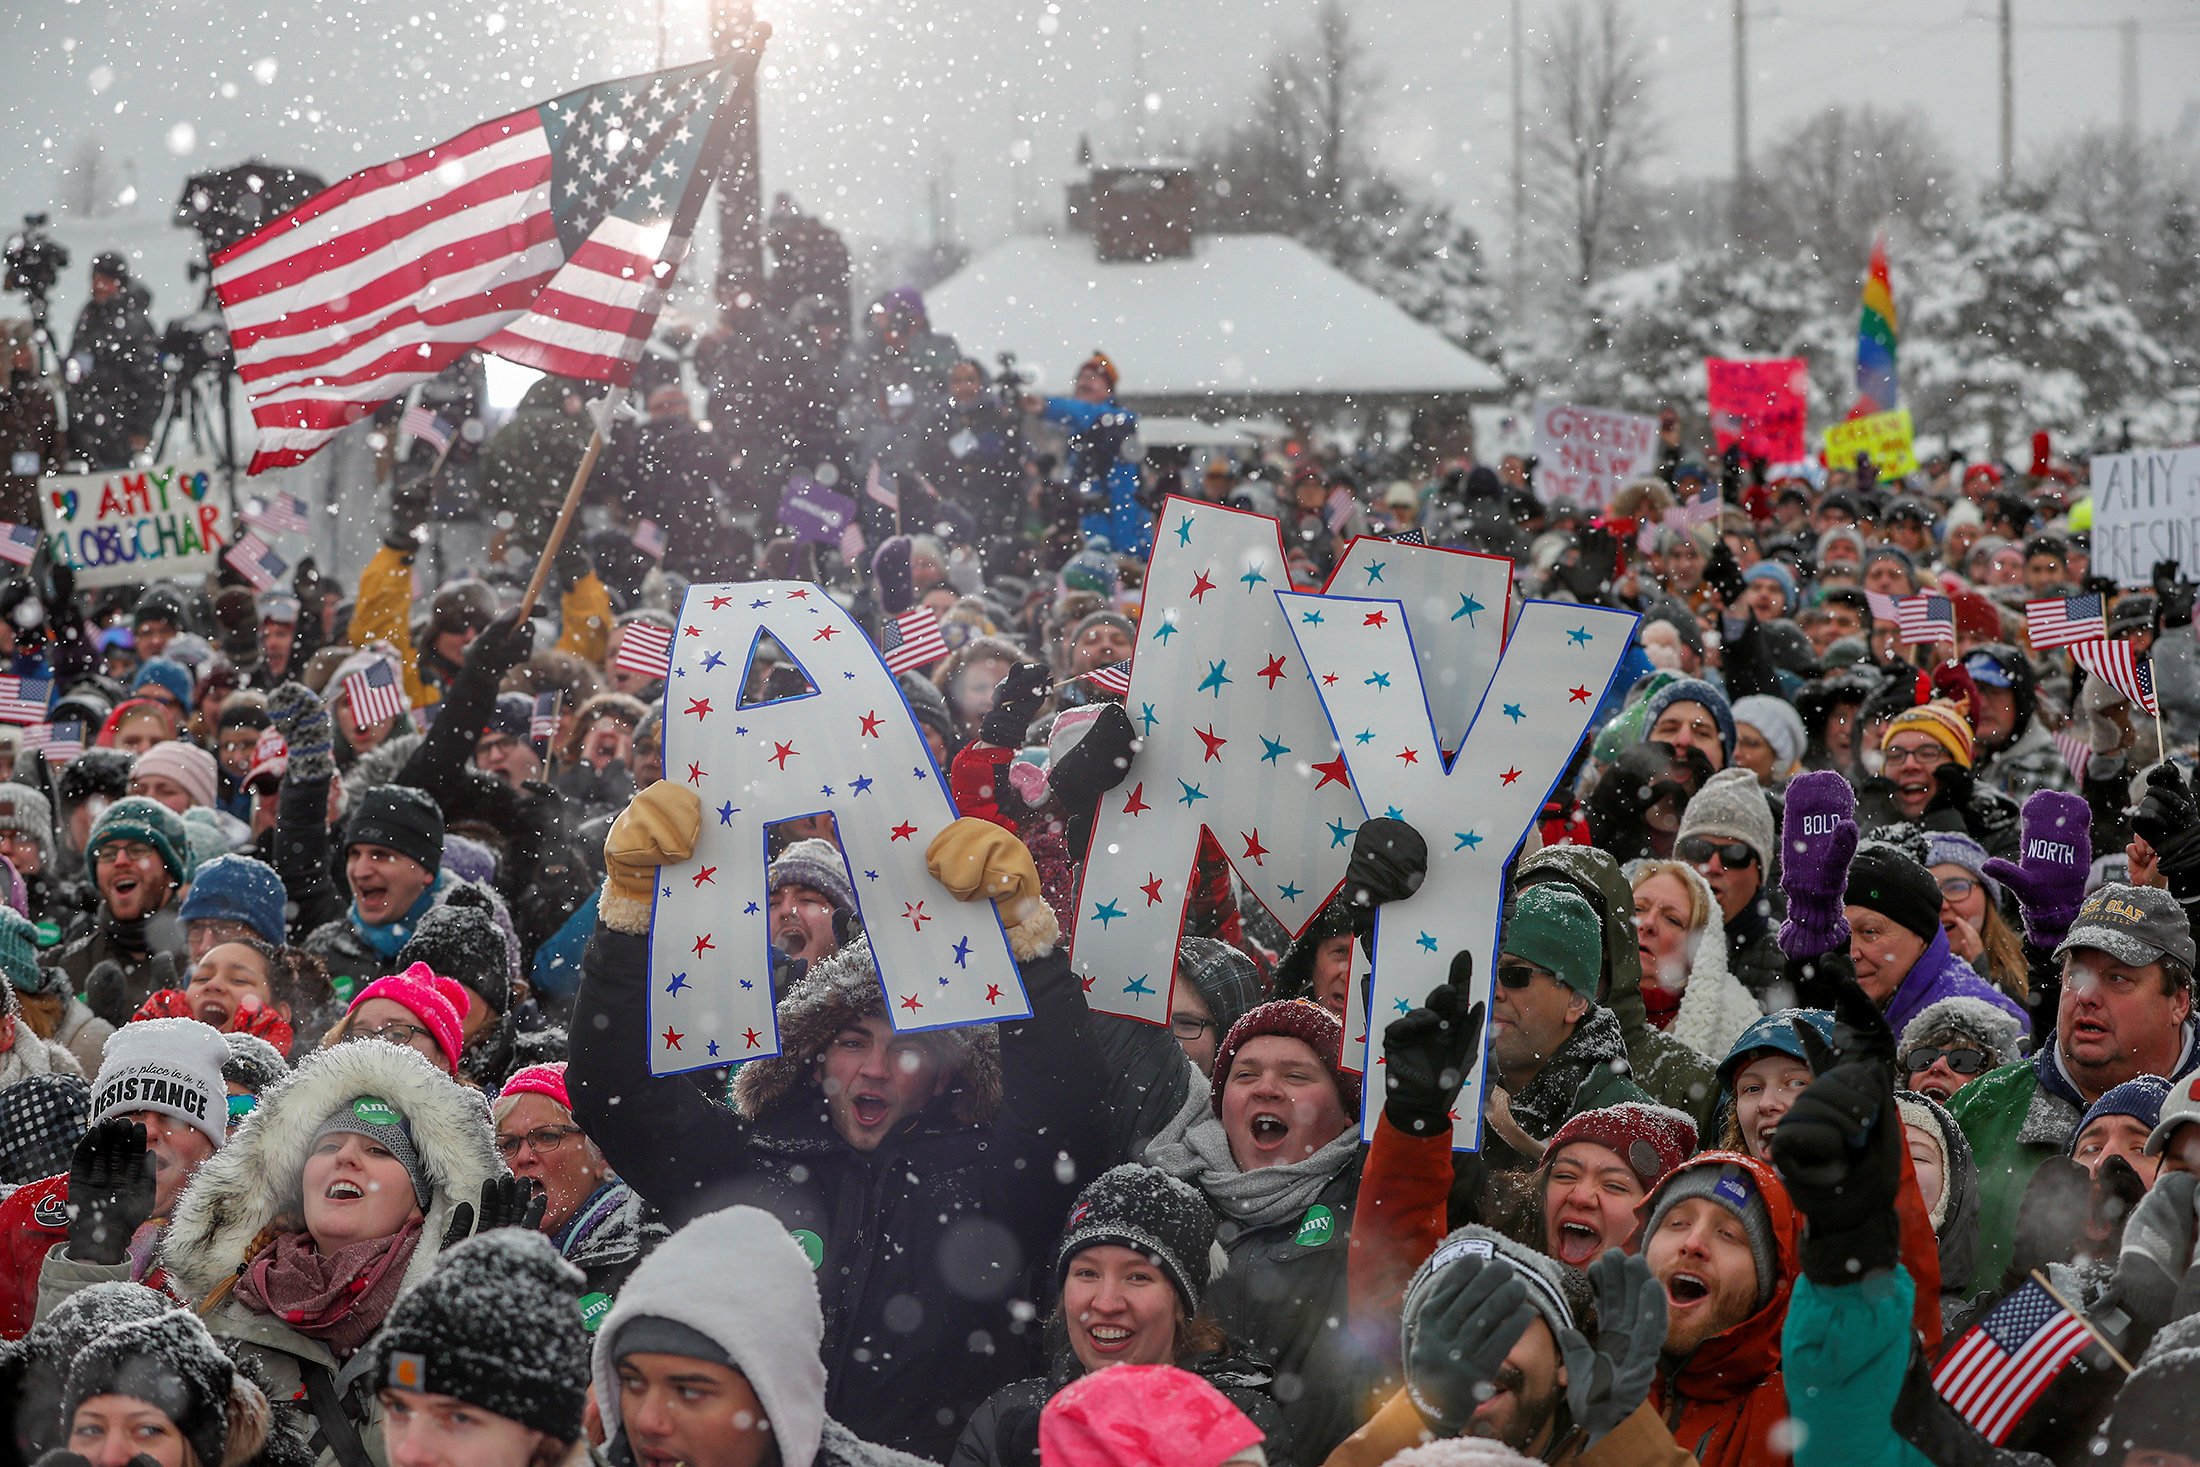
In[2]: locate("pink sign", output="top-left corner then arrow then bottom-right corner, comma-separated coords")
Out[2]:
1705,357 -> 1808,464
1531,400 -> 1659,511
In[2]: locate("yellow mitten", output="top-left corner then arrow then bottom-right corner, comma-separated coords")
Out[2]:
601,781 -> 703,932
926,817 -> 1060,959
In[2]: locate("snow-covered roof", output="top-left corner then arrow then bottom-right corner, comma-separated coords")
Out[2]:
926,233 -> 1504,401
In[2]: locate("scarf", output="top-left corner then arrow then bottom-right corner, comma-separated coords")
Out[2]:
235,1217 -> 425,1358
1144,1092 -> 1360,1230
1640,978 -> 1682,1029
349,881 -> 440,961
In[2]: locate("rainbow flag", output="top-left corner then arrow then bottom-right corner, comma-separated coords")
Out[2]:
1856,230 -> 1899,414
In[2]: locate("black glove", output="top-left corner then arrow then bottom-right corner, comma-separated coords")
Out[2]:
1561,1250 -> 1669,1445
2153,559 -> 2196,630
1343,817 -> 1428,944
465,606 -> 536,684
1382,954 -> 1485,1138
141,951 -> 178,999
440,1174 -> 547,1248
1704,539 -> 1747,607
2130,762 -> 2200,905
213,586 -> 261,670
31,1451 -> 97,1467
2008,1156 -> 2092,1287
1047,700 -> 1139,804
1769,979 -> 1903,1283
979,662 -> 1051,747
1403,1252 -> 1536,1431
66,1117 -> 156,1265
386,472 -> 434,551
293,556 -> 328,619
551,534 -> 592,596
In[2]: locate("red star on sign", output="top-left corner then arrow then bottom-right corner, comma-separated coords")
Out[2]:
686,761 -> 707,785
1189,570 -> 1216,602
1122,782 -> 1150,815
899,993 -> 923,1011
1196,724 -> 1227,762
685,698 -> 713,719
1321,673 -> 1339,686
662,1027 -> 683,1050
786,589 -> 810,599
1363,609 -> 1388,627
1257,654 -> 1288,688
985,984 -> 1002,1004
1500,767 -> 1523,785
1080,975 -> 1097,992
1396,747 -> 1419,765
692,866 -> 717,887
1240,829 -> 1269,864
770,741 -> 798,769
859,711 -> 882,737
692,933 -> 715,957
1569,685 -> 1591,703
709,594 -> 733,610
813,625 -> 840,642
889,821 -> 917,841
1140,874 -> 1165,905
1312,755 -> 1353,790
743,1028 -> 763,1048
904,901 -> 931,931
683,625 -> 701,637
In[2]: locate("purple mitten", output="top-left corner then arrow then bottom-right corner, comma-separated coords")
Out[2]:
1981,790 -> 2091,949
1779,771 -> 1859,960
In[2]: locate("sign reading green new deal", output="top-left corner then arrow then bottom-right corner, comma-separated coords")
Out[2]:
40,461 -> 233,589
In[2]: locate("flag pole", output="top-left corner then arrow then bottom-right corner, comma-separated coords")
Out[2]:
519,387 -> 624,620
2029,1269 -> 2134,1375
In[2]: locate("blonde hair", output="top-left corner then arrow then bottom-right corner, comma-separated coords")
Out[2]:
1629,860 -> 1712,932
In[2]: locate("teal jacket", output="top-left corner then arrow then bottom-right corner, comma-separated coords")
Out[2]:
1782,1269 -> 1934,1467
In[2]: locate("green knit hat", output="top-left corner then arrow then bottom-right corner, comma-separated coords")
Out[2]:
85,795 -> 195,885
0,906 -> 37,992
1500,884 -> 1602,998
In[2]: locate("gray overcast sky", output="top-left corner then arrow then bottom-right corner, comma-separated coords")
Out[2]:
5,0 -> 2197,276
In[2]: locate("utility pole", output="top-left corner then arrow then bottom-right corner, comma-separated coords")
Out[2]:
2120,17 -> 2139,138
1998,0 -> 2014,189
712,0 -> 767,315
1732,0 -> 1749,236
1511,0 -> 1525,319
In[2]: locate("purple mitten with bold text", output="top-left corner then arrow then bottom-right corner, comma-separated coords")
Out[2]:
1779,771 -> 1859,960
1981,789 -> 2092,950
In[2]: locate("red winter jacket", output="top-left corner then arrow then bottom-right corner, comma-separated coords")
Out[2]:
0,1175 -> 177,1339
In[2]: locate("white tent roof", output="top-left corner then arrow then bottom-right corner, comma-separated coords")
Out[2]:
926,234 -> 1504,400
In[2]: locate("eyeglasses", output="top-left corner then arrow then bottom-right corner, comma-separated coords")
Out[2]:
1902,1045 -> 1990,1076
1937,877 -> 1978,901
495,1125 -> 583,1158
93,841 -> 159,867
351,1020 -> 436,1052
1170,1013 -> 1217,1040
1677,836 -> 1757,869
1882,742 -> 1947,768
1496,961 -> 1546,991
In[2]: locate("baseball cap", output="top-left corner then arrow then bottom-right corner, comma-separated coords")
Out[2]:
2052,883 -> 2197,971
1963,651 -> 2015,689
2144,1072 -> 2200,1156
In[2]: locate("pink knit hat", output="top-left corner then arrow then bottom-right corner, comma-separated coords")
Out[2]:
348,961 -> 471,1072
133,741 -> 219,810
497,1061 -> 572,1115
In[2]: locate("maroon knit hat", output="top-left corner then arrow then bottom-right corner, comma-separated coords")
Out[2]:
1208,998 -> 1362,1118
1539,1101 -> 1698,1190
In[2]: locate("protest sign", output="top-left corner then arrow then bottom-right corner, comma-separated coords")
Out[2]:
646,583 -> 1030,1074
778,478 -> 858,547
2090,445 -> 2200,588
1705,357 -> 1808,464
40,462 -> 232,589
1823,407 -> 1918,480
1531,400 -> 1660,511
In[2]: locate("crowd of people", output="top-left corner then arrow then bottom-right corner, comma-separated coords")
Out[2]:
0,267 -> 2196,1467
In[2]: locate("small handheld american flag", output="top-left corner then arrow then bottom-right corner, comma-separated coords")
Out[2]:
224,531 -> 290,591
0,675 -> 53,726
1863,590 -> 1901,626
400,406 -> 454,457
880,606 -> 948,676
864,460 -> 899,510
2071,638 -> 2158,717
1323,485 -> 1356,534
530,691 -> 562,743
2025,594 -> 2107,650
632,519 -> 668,561
1932,1277 -> 2098,1444
343,658 -> 411,728
243,491 -> 312,536
612,621 -> 674,680
2051,728 -> 2092,782
839,519 -> 866,563
1083,661 -> 1133,697
22,720 -> 84,763
1892,594 -> 1954,646
0,524 -> 41,567
1665,479 -> 1721,532
1389,527 -> 1427,546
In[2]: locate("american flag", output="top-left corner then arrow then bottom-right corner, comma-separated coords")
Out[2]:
839,519 -> 865,563
1892,594 -> 1954,646
1083,660 -> 1133,697
1323,486 -> 1356,534
399,405 -> 454,456
343,658 -> 411,727
632,519 -> 667,560
0,675 -> 53,726
1389,528 -> 1427,546
1864,590 -> 1901,626
530,690 -> 562,742
2072,638 -> 2158,717
1932,1278 -> 2095,1444
0,524 -> 40,567
211,58 -> 744,473
864,460 -> 898,509
612,620 -> 673,680
22,721 -> 84,763
2025,594 -> 2108,650
1666,479 -> 1722,532
880,606 -> 949,676
2051,728 -> 2092,782
223,531 -> 290,591
243,490 -> 311,535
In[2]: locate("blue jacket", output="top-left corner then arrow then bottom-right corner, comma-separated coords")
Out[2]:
1041,396 -> 1149,557
1882,926 -> 2026,1038
1782,1269 -> 1934,1467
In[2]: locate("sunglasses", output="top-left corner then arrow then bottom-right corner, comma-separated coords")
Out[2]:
1676,836 -> 1757,869
1902,1045 -> 1990,1076
1496,961 -> 1546,991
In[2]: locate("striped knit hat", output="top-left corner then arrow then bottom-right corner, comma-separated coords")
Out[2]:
1883,699 -> 1974,770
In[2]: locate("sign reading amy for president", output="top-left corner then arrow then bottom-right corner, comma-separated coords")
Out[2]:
41,462 -> 234,589
2090,445 -> 2200,588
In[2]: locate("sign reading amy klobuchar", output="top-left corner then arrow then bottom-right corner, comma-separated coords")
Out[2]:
39,462 -> 234,589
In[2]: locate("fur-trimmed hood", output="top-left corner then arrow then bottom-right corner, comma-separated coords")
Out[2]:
161,1039 -> 502,1303
731,934 -> 1003,1127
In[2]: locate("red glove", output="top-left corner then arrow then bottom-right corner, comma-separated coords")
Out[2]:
949,742 -> 1018,833
230,1004 -> 295,1059
130,989 -> 196,1023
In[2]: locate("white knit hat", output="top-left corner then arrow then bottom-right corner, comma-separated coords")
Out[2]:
90,1017 -> 231,1151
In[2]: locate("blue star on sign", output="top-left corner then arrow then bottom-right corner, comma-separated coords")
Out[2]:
1124,975 -> 1154,996
739,978 -> 753,990
1240,564 -> 1268,591
1364,561 -> 1387,584
1394,998 -> 1413,1014
937,975 -> 950,986
865,870 -> 879,880
718,801 -> 738,825
850,774 -> 874,796
1365,671 -> 1392,690
1383,805 -> 1405,821
1417,932 -> 1439,952
1091,899 -> 1125,928
1259,735 -> 1290,764
819,784 -> 835,797
1455,830 -> 1483,851
1175,516 -> 1194,547
743,901 -> 760,914
702,649 -> 726,671
1153,621 -> 1178,644
706,1040 -> 721,1057
1138,703 -> 1159,735
1502,703 -> 1525,722
1177,779 -> 1208,807
1328,818 -> 1354,848
951,937 -> 972,968
1301,609 -> 1325,625
750,597 -> 771,609
666,972 -> 689,994
1198,660 -> 1232,696
1452,594 -> 1484,624
1354,729 -> 1374,744
1277,882 -> 1303,901
1567,626 -> 1593,646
